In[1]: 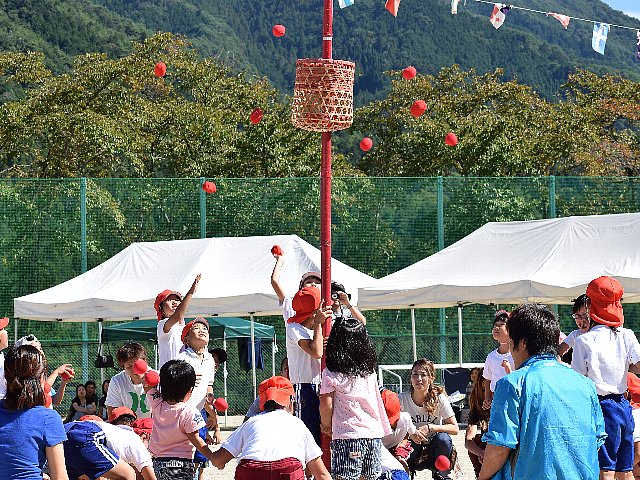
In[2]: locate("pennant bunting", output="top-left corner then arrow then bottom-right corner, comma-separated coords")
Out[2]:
547,12 -> 570,30
637,30 -> 640,60
338,0 -> 354,8
489,4 -> 509,29
592,22 -> 609,55
451,0 -> 462,15
385,0 -> 400,16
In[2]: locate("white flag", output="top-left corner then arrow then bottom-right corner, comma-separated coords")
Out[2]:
489,4 -> 508,29
338,0 -> 354,8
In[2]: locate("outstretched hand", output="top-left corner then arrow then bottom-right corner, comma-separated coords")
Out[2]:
189,274 -> 201,295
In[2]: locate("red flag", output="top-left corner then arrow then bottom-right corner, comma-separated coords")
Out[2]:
547,12 -> 570,29
385,0 -> 400,17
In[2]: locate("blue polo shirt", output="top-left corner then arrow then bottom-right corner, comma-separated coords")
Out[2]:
483,354 -> 606,480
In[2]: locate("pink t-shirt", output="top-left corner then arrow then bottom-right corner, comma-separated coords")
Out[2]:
320,368 -> 392,440
147,387 -> 206,459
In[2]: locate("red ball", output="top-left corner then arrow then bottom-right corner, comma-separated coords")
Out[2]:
213,397 -> 229,412
250,108 -> 264,125
145,370 -> 160,387
360,137 -> 373,152
271,245 -> 283,256
410,100 -> 427,118
133,359 -> 148,375
60,369 -> 74,381
434,455 -> 450,471
154,62 -> 167,78
202,181 -> 217,194
402,66 -> 417,80
445,132 -> 458,147
272,24 -> 286,37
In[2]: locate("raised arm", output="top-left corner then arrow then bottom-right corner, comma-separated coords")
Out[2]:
271,253 -> 286,303
163,274 -> 200,334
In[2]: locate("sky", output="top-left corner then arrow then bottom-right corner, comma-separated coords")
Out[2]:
601,0 -> 640,20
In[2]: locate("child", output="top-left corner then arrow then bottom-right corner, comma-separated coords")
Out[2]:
460,367 -> 481,425
380,388 -> 421,477
482,310 -> 514,410
319,317 -> 392,480
0,316 -> 10,399
464,367 -> 489,478
558,294 -> 590,360
0,345 -> 67,479
145,359 -> 217,479
155,273 -> 201,369
572,276 -> 640,479
209,375 -> 331,480
105,342 -> 151,419
245,357 -> 289,421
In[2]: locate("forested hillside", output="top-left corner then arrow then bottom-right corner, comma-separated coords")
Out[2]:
1,0 -> 639,101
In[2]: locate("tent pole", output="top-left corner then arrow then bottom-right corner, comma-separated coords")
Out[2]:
14,319 -> 18,343
411,307 -> 417,361
98,321 -> 104,383
458,304 -> 463,367
154,344 -> 158,370
272,334 -> 276,377
250,313 -> 257,401
223,334 -> 228,427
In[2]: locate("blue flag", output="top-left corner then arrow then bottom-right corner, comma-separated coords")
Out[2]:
592,23 -> 609,55
338,0 -> 354,8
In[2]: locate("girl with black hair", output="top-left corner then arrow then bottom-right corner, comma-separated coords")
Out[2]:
464,367 -> 489,478
319,317 -> 391,480
0,345 -> 68,479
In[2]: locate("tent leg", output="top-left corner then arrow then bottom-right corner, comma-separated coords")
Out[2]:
154,344 -> 158,370
411,308 -> 417,362
98,322 -> 104,384
458,304 -> 463,367
13,319 -> 18,344
250,314 -> 257,400
223,335 -> 228,427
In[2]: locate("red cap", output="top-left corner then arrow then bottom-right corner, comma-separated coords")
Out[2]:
259,376 -> 294,410
154,290 -> 183,320
380,389 -> 401,425
181,317 -> 210,344
132,417 -> 153,436
0,317 -> 8,329
109,406 -> 136,423
79,415 -> 104,422
586,276 -> 624,327
287,287 -> 321,324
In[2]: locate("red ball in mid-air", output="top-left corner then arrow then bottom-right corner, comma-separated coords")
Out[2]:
133,359 -> 148,375
145,370 -> 160,387
402,66 -> 417,80
445,132 -> 458,147
202,181 -> 217,194
213,397 -> 229,412
154,62 -> 167,77
410,100 -> 427,118
434,455 -> 450,471
272,25 -> 286,37
271,245 -> 283,256
250,108 -> 264,125
360,137 -> 373,152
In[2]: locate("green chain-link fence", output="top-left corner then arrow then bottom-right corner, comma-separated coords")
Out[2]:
1,176 -> 640,414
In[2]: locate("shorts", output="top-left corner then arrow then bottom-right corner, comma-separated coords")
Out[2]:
235,457 -> 304,480
599,394 -> 635,472
331,438 -> 382,480
153,457 -> 196,480
63,422 -> 119,480
379,470 -> 410,480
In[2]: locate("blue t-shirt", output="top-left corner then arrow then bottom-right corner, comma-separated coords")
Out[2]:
0,401 -> 67,479
483,354 -> 606,480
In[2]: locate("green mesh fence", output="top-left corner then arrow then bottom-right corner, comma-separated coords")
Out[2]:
1,176 -> 640,415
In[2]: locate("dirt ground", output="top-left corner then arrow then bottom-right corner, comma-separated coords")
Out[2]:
201,415 -> 476,480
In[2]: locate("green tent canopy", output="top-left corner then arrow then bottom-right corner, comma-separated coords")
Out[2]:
103,317 -> 275,344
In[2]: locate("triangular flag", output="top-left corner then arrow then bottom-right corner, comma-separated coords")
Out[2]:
489,4 -> 509,29
547,12 -> 570,29
592,22 -> 609,55
385,0 -> 400,16
338,0 -> 354,8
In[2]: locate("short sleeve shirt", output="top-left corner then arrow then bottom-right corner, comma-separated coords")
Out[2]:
105,370 -> 151,418
562,329 -> 583,349
397,392 -> 454,427
483,349 -> 514,392
157,318 -> 185,369
285,323 -> 321,385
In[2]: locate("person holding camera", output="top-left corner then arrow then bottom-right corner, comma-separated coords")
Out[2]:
330,281 -> 366,325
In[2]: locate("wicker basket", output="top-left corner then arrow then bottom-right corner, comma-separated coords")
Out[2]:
291,58 -> 355,132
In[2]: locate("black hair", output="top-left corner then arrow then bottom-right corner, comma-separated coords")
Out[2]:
572,294 -> 589,314
85,380 -> 96,389
116,342 -> 147,369
263,400 -> 287,412
493,310 -> 509,325
507,303 -> 559,357
4,345 -> 47,410
325,317 -> 376,377
159,360 -> 196,403
102,379 -> 110,395
111,414 -> 136,426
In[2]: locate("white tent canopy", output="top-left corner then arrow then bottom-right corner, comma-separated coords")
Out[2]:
359,212 -> 640,310
15,234 -> 377,321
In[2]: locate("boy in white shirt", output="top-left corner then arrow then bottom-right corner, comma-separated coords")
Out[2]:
482,311 -> 514,410
105,343 -> 152,419
155,273 -> 201,369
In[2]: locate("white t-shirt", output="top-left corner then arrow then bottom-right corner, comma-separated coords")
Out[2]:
572,325 -> 640,395
286,323 -> 321,385
104,370 -> 151,418
483,348 -> 514,392
281,297 -> 296,324
222,409 -> 322,466
0,352 -> 6,400
382,411 -> 416,449
397,392 -> 454,427
381,444 -> 405,474
96,422 -> 153,471
157,318 -> 185,369
176,347 -> 215,411
562,329 -> 584,349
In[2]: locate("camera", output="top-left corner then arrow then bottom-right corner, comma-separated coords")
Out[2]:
330,281 -> 351,301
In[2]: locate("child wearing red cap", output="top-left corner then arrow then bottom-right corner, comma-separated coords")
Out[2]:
155,273 -> 201,369
105,343 -> 152,420
209,375 -> 332,480
572,276 -> 640,479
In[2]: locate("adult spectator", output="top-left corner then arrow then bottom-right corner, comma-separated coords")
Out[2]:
479,303 -> 606,480
65,384 -> 96,423
85,380 -> 98,408
97,379 -> 110,420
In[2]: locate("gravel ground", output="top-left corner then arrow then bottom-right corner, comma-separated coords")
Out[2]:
201,416 -> 476,480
